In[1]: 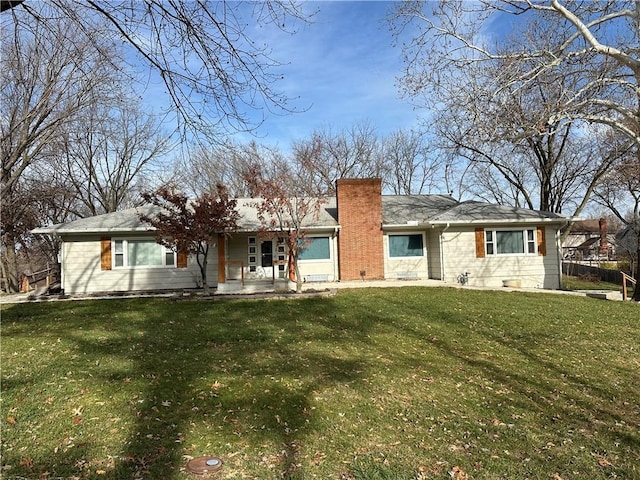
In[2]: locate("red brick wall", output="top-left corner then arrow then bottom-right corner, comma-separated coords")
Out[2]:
336,178 -> 384,280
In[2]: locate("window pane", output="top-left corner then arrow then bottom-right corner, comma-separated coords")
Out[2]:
496,231 -> 524,254
114,240 -> 124,267
299,237 -> 330,260
165,250 -> 175,266
128,240 -> 163,266
389,234 -> 423,257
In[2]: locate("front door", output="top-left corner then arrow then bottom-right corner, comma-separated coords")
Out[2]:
260,240 -> 274,278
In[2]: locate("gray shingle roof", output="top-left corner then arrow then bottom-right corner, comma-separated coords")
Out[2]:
33,199 -> 339,235
32,205 -> 163,234
428,201 -> 567,225
234,197 -> 338,231
33,194 -> 568,235
382,195 -> 459,225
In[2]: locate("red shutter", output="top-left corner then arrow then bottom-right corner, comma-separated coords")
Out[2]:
475,228 -> 485,258
100,237 -> 112,270
537,226 -> 546,256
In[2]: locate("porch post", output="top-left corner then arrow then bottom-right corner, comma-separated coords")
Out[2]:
217,233 -> 226,284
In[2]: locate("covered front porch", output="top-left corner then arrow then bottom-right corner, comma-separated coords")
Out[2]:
214,232 -> 295,294
213,231 -> 338,294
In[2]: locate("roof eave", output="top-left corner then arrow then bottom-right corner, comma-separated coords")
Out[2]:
32,227 -> 156,235
428,217 -> 573,226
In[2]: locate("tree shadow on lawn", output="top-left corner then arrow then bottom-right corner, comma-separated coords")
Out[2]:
379,287 -> 640,470
2,296 -> 386,479
9,287 -> 637,478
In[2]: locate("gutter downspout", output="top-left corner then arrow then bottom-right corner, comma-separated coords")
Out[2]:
557,220 -> 571,290
439,223 -> 450,282
58,238 -> 65,294
332,226 -> 340,282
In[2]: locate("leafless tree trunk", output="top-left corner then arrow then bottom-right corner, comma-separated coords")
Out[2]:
594,145 -> 640,300
1,10 -> 116,292
391,1 -> 634,215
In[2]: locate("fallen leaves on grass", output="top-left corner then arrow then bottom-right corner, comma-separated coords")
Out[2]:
312,451 -> 326,466
593,452 -> 613,467
449,465 -> 468,479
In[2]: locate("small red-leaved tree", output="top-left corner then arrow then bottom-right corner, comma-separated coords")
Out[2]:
140,184 -> 239,295
244,164 -> 325,293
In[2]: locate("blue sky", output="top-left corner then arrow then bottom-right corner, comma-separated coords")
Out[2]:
239,1 -> 421,147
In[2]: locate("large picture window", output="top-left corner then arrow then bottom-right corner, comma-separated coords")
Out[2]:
299,236 -> 330,261
113,239 -> 176,268
389,234 -> 424,257
485,229 -> 536,255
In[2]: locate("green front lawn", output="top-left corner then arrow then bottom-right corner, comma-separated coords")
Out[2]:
2,288 -> 639,479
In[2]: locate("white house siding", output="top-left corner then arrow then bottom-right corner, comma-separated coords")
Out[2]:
440,225 -> 560,289
60,235 -> 216,294
383,231 -> 429,280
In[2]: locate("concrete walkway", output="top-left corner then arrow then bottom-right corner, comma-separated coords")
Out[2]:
1,278 -> 633,305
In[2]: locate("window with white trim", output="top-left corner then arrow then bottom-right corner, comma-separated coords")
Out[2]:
299,236 -> 331,261
389,234 -> 424,257
113,239 -> 176,268
485,229 -> 536,255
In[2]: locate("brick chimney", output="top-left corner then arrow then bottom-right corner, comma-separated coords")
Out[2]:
599,217 -> 608,255
336,178 -> 384,280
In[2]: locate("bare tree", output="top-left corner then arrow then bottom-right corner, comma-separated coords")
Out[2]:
174,140 -> 287,198
2,0 -> 312,140
292,121 -> 383,195
1,12 -> 115,292
59,97 -> 173,216
392,1 -> 639,147
593,146 -> 640,300
391,1 -> 633,214
381,128 -> 443,195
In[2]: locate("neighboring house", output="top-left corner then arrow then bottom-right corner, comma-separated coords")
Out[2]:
33,179 -> 570,295
616,224 -> 638,265
563,218 -> 616,260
